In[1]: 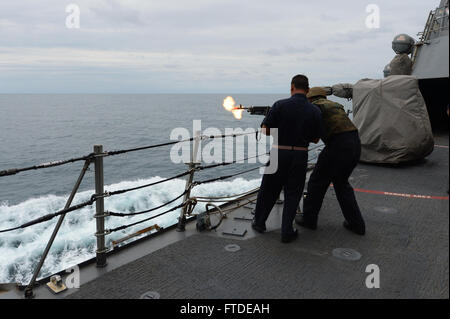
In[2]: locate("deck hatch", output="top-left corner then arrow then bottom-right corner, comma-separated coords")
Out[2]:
222,226 -> 248,237
332,248 -> 362,261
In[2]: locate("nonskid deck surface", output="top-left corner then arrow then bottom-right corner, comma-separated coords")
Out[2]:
65,134 -> 449,299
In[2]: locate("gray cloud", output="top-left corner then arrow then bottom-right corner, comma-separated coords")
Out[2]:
0,0 -> 437,93
263,46 -> 314,56
89,0 -> 145,26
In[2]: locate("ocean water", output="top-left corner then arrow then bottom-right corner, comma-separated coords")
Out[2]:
0,94 -> 350,284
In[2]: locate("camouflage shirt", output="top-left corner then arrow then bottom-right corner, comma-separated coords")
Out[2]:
310,97 -> 357,142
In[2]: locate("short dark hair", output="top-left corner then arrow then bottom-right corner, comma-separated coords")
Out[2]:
291,74 -> 309,91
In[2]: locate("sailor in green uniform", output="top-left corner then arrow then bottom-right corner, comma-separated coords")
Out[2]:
296,87 -> 366,235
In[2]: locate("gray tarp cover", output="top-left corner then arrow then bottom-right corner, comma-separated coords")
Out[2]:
352,75 -> 434,164
331,83 -> 353,99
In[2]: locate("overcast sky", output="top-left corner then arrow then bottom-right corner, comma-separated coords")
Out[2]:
0,0 -> 436,93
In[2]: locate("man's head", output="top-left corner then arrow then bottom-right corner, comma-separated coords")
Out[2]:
307,87 -> 328,102
291,74 -> 309,96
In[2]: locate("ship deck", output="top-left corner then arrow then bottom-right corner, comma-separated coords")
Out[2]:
2,135 -> 448,299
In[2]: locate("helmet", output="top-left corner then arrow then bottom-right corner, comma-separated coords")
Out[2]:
307,87 -> 328,99
392,34 -> 415,54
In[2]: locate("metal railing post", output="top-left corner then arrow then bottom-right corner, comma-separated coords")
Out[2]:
94,145 -> 107,268
24,159 -> 92,299
176,131 -> 201,232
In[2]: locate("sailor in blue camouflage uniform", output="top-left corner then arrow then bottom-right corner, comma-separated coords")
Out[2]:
252,75 -> 323,243
296,87 -> 366,235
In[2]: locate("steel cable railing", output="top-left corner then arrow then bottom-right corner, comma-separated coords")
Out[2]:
0,197 -> 96,234
102,171 -> 192,197
191,188 -> 260,203
192,165 -> 266,186
0,131 -> 270,233
107,202 -> 186,234
108,190 -> 189,217
0,130 -> 258,177
196,152 -> 269,171
0,129 -> 321,298
0,154 -> 93,177
0,151 -> 318,233
105,152 -> 270,218
0,169 -> 192,233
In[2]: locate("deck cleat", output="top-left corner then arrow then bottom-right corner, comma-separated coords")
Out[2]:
46,275 -> 67,294
332,248 -> 362,261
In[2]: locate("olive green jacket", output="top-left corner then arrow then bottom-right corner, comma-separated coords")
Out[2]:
310,97 -> 357,142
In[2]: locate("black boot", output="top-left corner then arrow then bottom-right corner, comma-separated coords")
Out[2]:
295,213 -> 317,230
281,229 -> 298,243
343,221 -> 365,236
251,218 -> 266,233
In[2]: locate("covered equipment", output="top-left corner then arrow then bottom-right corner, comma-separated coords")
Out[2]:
352,75 -> 434,164
331,83 -> 354,99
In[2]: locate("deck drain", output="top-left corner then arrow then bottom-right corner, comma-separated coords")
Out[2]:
140,291 -> 160,299
374,206 -> 398,214
332,248 -> 361,261
224,244 -> 241,252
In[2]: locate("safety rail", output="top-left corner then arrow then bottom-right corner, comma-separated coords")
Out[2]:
416,6 -> 449,44
0,130 -> 321,298
412,5 -> 449,65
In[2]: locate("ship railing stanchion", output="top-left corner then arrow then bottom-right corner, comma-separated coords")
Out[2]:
94,145 -> 108,267
23,158 -> 92,299
177,131 -> 201,232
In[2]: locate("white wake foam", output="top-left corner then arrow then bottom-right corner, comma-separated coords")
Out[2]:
0,176 -> 261,284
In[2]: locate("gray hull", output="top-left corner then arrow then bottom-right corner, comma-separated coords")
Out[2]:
412,0 -> 449,130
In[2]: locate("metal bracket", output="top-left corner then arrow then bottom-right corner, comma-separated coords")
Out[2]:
95,230 -> 111,237
92,152 -> 109,158
96,247 -> 110,255
95,211 -> 111,218
94,191 -> 111,199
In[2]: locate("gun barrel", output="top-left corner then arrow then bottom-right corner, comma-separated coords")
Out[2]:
230,105 -> 271,116
248,106 -> 271,116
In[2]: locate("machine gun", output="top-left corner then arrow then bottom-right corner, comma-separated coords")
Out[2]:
232,105 -> 271,116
